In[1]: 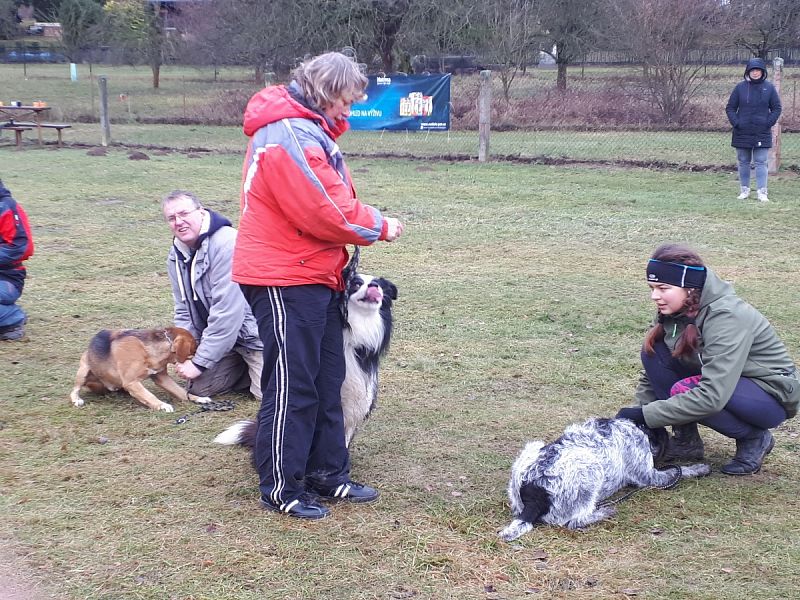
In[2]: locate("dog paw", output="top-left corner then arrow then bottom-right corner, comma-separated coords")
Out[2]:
498,519 -> 532,542
685,463 -> 712,478
189,394 -> 213,404
158,403 -> 175,413
71,397 -> 85,407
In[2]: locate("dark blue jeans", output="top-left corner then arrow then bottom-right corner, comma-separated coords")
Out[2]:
0,277 -> 25,328
241,284 -> 350,507
642,341 -> 786,439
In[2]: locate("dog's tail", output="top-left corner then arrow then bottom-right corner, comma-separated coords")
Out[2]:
499,482 -> 551,542
213,419 -> 257,447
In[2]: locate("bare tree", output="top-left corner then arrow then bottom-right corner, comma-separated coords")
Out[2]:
320,0 -> 413,73
58,0 -> 103,63
177,0 -> 331,83
726,0 -> 800,59
0,0 -> 19,39
477,0 -> 540,103
606,0 -> 725,124
103,0 -> 171,88
369,0 -> 410,72
536,0 -> 603,92
407,0 -> 481,64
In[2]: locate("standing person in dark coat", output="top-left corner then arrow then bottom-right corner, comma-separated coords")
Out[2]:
725,58 -> 782,203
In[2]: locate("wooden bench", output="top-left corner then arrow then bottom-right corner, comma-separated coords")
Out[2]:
40,123 -> 72,147
0,125 -> 33,149
7,121 -> 72,147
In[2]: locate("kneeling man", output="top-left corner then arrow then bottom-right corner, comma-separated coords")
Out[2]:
163,190 -> 262,399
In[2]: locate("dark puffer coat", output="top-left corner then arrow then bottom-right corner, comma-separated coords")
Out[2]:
725,58 -> 782,149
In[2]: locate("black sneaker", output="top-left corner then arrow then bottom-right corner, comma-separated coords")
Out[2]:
260,493 -> 330,520
0,320 -> 25,341
311,481 -> 380,504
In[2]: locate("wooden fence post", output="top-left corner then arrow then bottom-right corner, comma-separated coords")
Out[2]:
478,70 -> 492,162
769,57 -> 783,174
98,75 -> 111,147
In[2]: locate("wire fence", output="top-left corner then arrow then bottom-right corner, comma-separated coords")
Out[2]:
1,62 -> 798,171
349,63 -> 800,169
338,129 -> 800,171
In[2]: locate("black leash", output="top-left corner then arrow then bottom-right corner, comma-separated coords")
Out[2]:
174,399 -> 235,425
340,245 -> 360,325
599,464 -> 683,508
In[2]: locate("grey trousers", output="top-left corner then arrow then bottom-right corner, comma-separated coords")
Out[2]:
187,345 -> 263,400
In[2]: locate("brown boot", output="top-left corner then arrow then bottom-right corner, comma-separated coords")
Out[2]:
662,423 -> 705,462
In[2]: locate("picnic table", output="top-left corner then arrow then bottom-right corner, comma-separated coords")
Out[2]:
0,104 -> 71,147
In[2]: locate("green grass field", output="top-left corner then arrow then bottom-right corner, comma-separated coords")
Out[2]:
1,144 -> 799,599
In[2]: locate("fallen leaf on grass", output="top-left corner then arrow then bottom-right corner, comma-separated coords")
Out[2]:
530,549 -> 548,561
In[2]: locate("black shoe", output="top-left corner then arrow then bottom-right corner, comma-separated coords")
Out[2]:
0,319 -> 25,341
721,430 -> 775,476
311,481 -> 380,504
663,423 -> 705,462
260,493 -> 330,519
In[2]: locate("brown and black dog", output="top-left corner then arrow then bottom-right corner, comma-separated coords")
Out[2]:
69,327 -> 212,412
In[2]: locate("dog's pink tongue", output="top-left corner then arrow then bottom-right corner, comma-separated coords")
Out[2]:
365,286 -> 382,302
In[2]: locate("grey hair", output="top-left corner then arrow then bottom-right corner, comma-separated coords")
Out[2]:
293,52 -> 367,110
161,190 -> 202,211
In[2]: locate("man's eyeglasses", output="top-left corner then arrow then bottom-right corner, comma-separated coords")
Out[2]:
166,207 -> 200,224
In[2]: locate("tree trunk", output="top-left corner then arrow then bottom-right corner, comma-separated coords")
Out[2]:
152,63 -> 160,89
556,63 -> 567,92
379,39 -> 395,73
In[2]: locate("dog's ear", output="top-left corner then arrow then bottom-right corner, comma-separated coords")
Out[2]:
168,327 -> 197,362
379,278 -> 398,300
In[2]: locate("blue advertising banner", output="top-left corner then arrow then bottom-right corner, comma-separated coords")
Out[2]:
349,74 -> 451,131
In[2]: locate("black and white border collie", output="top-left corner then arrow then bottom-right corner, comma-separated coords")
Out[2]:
214,272 -> 397,449
498,418 -> 711,541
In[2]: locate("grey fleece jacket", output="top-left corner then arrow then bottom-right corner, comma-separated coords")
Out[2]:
167,210 -> 261,370
636,268 -> 799,427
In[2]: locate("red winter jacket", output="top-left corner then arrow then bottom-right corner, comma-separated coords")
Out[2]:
0,182 -> 34,289
232,84 -> 389,291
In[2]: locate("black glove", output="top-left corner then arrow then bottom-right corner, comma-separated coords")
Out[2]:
615,406 -> 646,425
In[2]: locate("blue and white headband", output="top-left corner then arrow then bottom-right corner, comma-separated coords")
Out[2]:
647,259 -> 706,289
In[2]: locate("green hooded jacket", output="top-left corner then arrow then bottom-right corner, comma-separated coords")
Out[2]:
636,268 -> 799,427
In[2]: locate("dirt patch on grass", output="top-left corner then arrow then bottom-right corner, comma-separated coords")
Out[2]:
0,543 -> 57,600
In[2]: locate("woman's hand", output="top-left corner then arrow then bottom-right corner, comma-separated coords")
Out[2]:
385,217 -> 404,241
615,406 -> 646,425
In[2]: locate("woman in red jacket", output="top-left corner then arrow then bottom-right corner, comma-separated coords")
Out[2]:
233,52 -> 404,519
